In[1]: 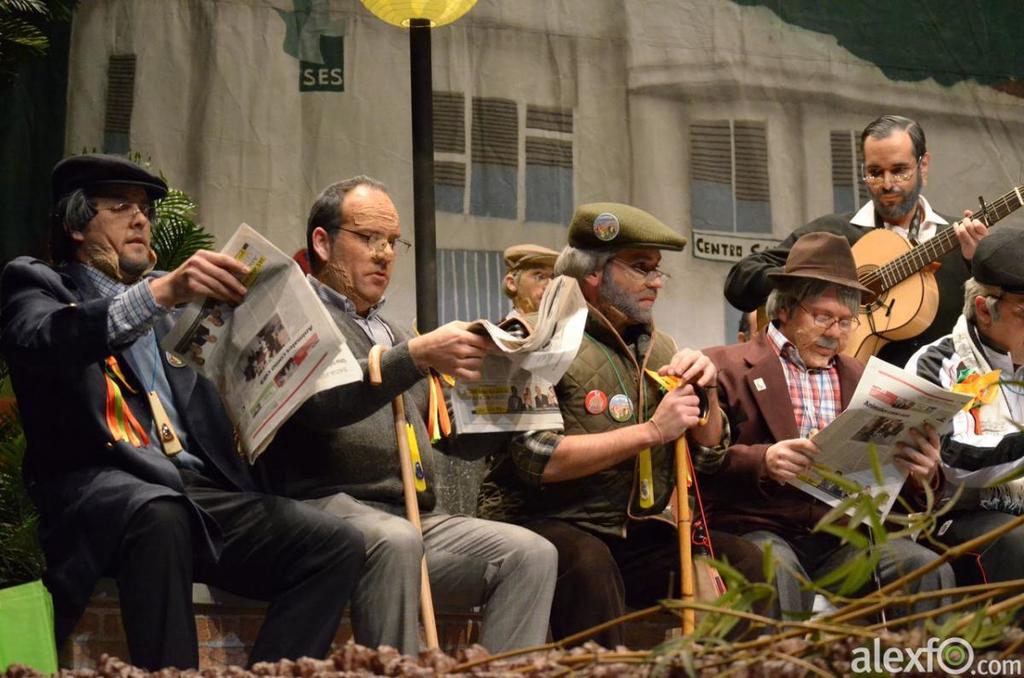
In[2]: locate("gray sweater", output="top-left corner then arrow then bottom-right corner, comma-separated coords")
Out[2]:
258,294 -> 495,512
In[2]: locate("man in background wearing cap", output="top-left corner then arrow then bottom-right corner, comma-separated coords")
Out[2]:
906,228 -> 1024,586
0,154 -> 365,669
725,115 -> 989,367
478,202 -> 765,647
501,243 -> 558,326
703,232 -> 954,620
257,176 -> 556,656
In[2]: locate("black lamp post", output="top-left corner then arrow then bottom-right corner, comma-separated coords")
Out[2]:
360,1 -> 477,332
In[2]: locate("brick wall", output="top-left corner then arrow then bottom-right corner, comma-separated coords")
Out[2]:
60,586 -> 482,670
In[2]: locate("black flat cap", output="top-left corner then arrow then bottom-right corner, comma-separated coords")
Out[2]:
972,229 -> 1024,294
52,153 -> 168,204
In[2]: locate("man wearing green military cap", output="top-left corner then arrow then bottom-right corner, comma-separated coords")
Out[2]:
478,202 -> 765,647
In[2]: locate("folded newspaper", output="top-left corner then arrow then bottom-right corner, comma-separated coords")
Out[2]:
161,224 -> 361,463
451,275 -> 588,433
795,356 -> 972,522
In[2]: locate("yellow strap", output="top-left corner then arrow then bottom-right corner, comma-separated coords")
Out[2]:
406,422 -> 427,492
645,368 -> 680,392
637,448 -> 654,508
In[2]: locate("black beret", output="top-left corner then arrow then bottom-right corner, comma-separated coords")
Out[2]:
972,229 -> 1024,294
52,153 -> 168,204
568,202 -> 686,251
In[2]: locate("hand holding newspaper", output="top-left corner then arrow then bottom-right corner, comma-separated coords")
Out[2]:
794,356 -> 972,522
451,275 -> 588,433
161,224 -> 361,463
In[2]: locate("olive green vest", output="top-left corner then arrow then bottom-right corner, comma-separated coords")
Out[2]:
478,307 -> 678,537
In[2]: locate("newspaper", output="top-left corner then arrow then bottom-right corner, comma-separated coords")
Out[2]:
161,223 -> 361,463
794,356 -> 972,522
451,275 -> 588,433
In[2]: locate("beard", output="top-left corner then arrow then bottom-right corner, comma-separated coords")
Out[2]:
598,273 -> 651,325
82,242 -> 156,284
873,173 -> 922,224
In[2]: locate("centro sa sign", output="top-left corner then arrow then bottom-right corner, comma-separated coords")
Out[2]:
691,230 -> 780,263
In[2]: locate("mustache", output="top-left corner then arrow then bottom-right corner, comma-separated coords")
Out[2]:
816,337 -> 839,351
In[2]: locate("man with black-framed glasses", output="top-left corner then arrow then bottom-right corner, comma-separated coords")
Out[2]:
257,175 -> 557,656
726,114 -> 989,367
907,228 -> 1024,588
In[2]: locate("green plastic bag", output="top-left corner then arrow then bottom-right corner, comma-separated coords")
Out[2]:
0,580 -> 58,673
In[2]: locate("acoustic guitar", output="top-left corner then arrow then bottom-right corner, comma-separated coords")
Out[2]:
845,185 -> 1024,361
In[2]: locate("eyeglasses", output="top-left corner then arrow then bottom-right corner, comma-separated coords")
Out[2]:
861,157 -> 922,186
798,304 -> 860,332
338,227 -> 411,254
92,201 -> 157,222
610,258 -> 670,283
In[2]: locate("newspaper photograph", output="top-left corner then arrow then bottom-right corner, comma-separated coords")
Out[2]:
795,356 -> 972,522
451,275 -> 588,433
161,223 -> 361,463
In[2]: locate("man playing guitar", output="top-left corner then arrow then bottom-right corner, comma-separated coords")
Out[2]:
725,115 -> 989,367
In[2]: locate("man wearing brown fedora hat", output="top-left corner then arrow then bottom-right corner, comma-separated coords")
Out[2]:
702,232 -> 954,620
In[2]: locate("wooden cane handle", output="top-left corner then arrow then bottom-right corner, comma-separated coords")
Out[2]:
368,344 -> 385,386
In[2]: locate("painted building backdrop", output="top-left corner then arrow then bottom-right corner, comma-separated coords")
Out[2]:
60,0 -> 1024,350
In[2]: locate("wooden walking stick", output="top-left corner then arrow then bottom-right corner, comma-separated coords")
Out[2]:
367,344 -> 440,650
674,386 -> 710,636
676,436 -> 696,635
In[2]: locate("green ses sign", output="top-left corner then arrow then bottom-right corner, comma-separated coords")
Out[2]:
276,0 -> 346,92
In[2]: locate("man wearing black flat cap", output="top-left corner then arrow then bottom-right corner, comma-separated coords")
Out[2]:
703,232 -> 954,621
1,154 -> 365,669
907,228 -> 1024,586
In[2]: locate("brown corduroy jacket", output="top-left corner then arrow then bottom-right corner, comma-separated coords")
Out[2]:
700,331 -> 864,541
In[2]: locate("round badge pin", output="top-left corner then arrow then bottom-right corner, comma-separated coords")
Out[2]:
608,393 -> 633,422
584,389 -> 608,415
593,212 -> 620,242
166,352 -> 186,368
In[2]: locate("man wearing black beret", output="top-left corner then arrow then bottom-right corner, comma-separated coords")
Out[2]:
1,154 -> 365,669
907,228 -> 1024,586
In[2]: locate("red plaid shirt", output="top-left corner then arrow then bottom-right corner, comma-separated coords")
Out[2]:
766,322 -> 842,438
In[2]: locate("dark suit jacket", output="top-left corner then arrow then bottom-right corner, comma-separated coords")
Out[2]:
701,332 -> 863,540
0,257 -> 254,628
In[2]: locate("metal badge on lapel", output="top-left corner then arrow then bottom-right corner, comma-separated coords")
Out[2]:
585,389 -> 608,415
608,394 -> 633,422
165,352 -> 186,368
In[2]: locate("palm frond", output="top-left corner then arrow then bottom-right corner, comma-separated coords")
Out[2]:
152,188 -> 216,271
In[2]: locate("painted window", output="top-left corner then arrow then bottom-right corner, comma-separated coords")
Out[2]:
690,120 -> 772,234
433,92 -> 573,224
104,55 -> 136,154
437,248 -> 510,324
830,130 -> 869,213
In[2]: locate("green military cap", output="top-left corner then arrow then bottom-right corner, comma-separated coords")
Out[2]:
504,243 -> 559,272
568,202 -> 687,251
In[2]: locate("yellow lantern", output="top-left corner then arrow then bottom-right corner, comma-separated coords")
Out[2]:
359,0 -> 477,28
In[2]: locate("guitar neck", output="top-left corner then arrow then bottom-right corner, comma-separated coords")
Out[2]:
871,186 -> 1024,291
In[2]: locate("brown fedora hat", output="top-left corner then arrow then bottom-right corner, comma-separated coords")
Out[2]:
767,232 -> 871,296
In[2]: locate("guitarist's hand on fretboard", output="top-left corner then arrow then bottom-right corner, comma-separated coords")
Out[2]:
953,209 -> 991,260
